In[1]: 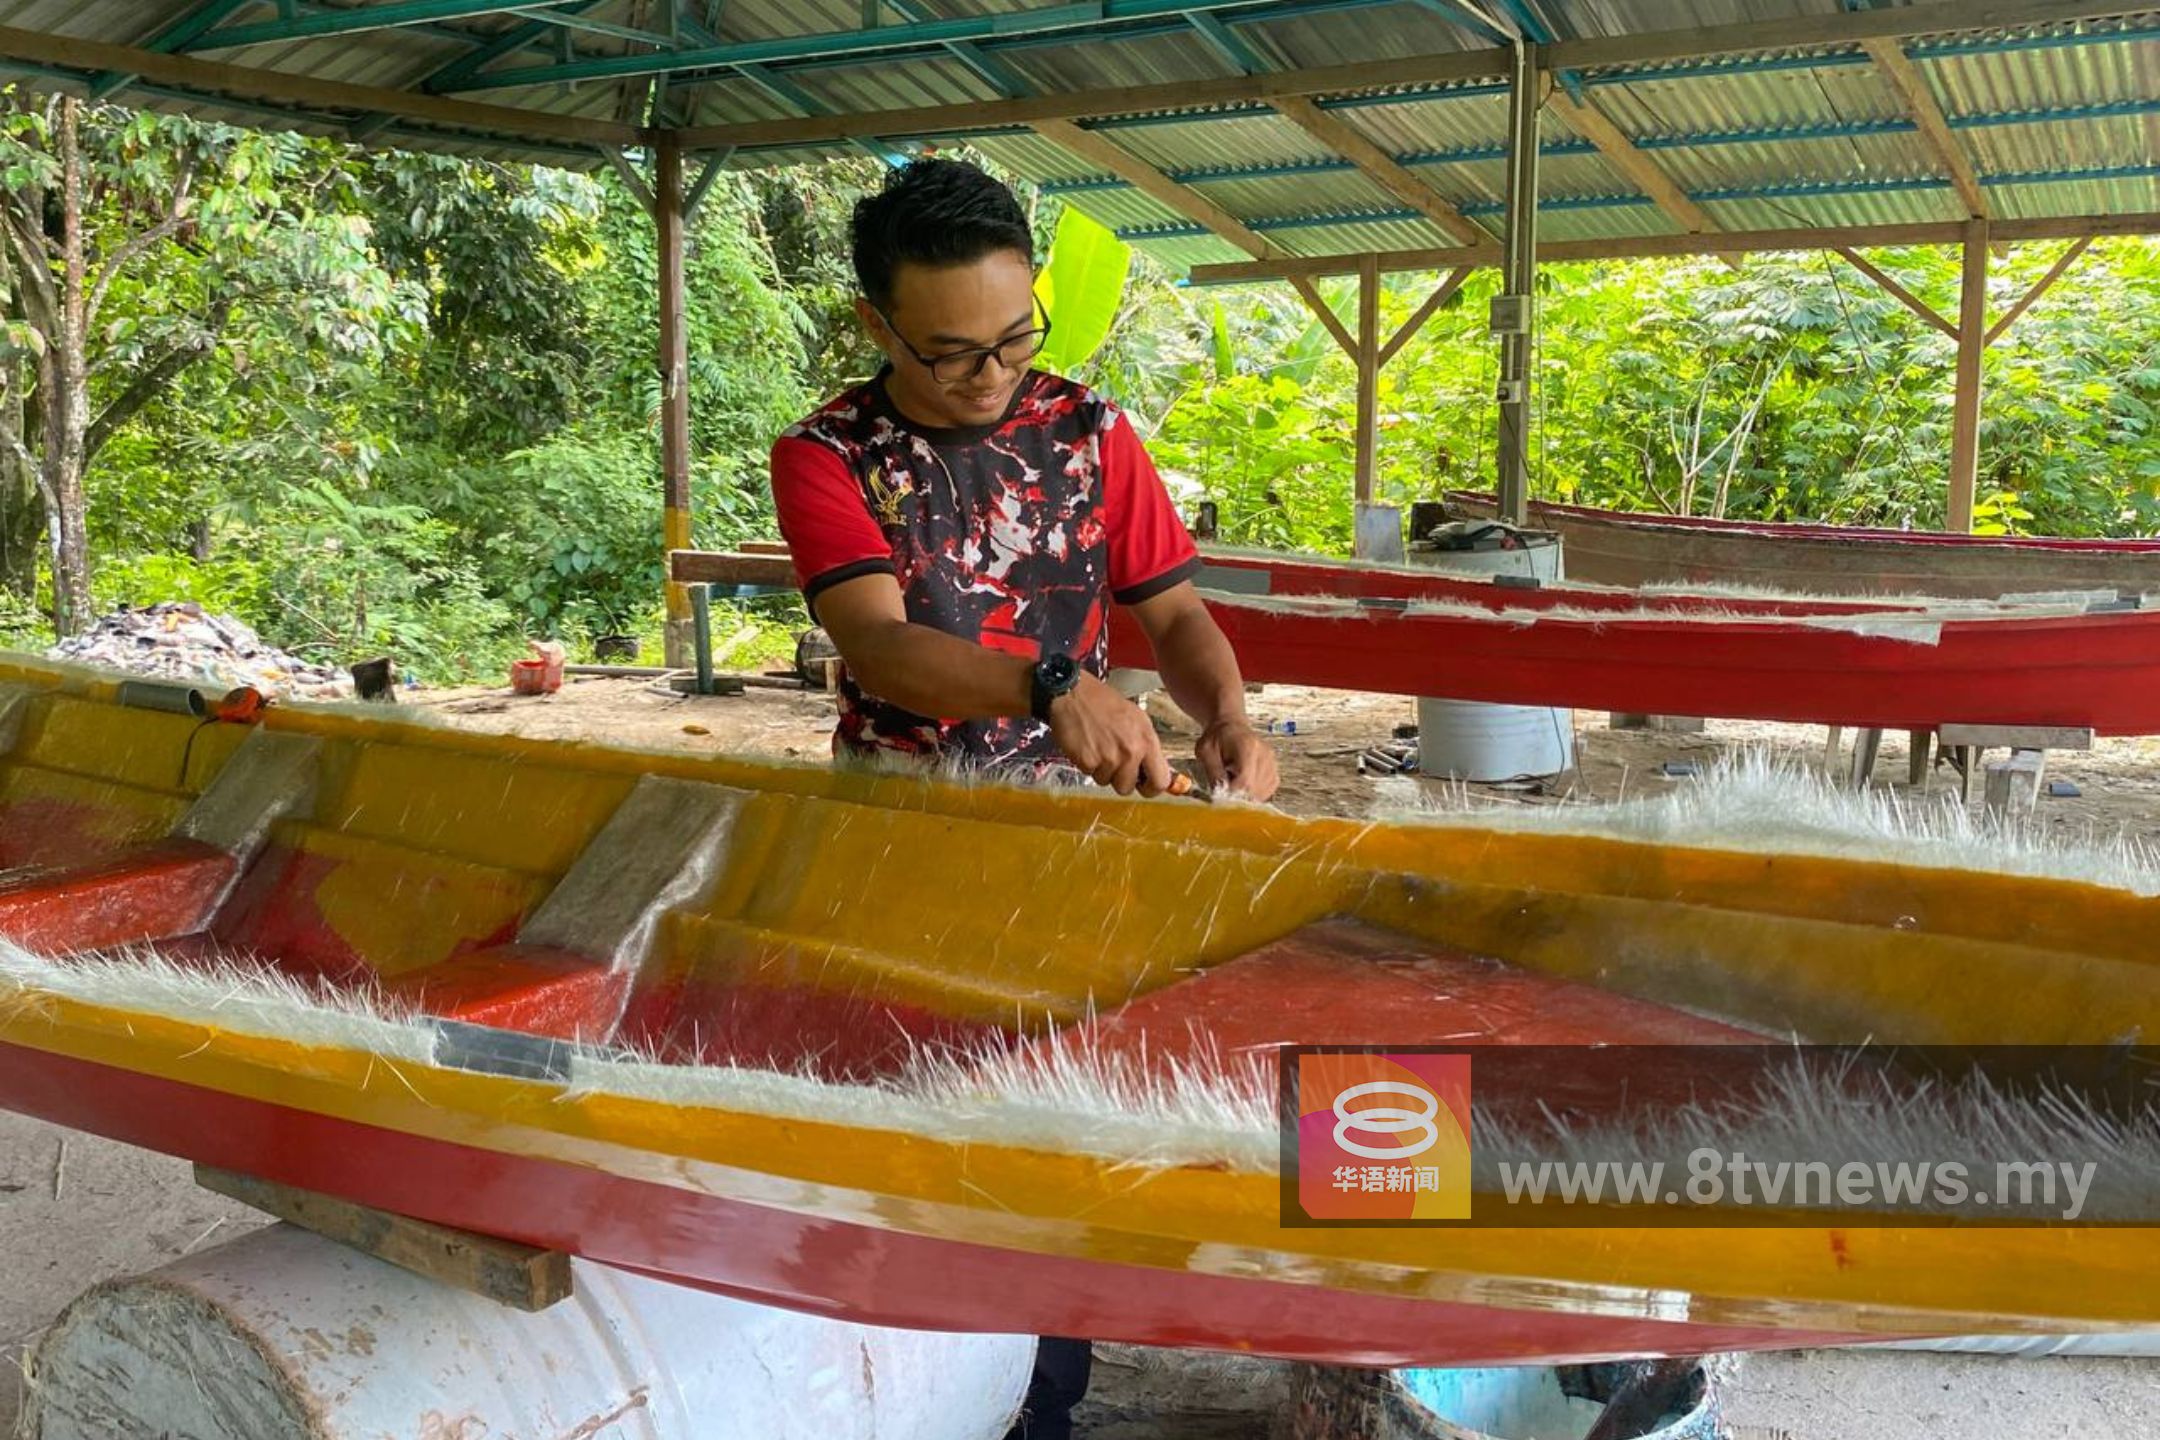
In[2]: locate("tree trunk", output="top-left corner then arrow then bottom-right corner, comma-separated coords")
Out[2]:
43,96 -> 91,637
0,370 -> 36,597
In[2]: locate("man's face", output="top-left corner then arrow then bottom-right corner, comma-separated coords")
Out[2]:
859,247 -> 1038,429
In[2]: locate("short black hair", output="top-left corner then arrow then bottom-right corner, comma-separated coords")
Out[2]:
851,158 -> 1033,310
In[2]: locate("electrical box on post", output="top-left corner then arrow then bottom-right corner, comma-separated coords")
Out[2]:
1489,294 -> 1532,335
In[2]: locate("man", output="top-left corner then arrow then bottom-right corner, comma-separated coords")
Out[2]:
768,158 -> 1277,1439
770,157 -> 1277,805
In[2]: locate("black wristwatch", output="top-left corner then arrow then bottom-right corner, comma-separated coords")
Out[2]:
1029,652 -> 1081,722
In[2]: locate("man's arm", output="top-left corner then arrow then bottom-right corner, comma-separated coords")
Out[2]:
1127,581 -> 1280,801
815,573 -> 1175,795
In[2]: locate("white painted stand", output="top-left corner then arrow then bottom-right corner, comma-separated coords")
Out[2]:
25,1223 -> 1031,1440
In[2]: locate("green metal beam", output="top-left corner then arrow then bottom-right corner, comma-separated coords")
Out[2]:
440,0 -> 1287,92
418,0 -> 607,91
183,1 -> 585,52
92,0 -> 255,99
526,11 -> 679,47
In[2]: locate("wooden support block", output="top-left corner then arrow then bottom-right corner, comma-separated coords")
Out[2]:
1937,723 -> 2094,751
195,1165 -> 573,1312
1823,725 -> 1845,771
1845,727 -> 1884,788
1956,744 -> 1981,805
1908,728 -> 1932,789
1984,748 -> 2048,818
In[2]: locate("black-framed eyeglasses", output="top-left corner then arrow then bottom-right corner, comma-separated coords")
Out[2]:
872,302 -> 1053,386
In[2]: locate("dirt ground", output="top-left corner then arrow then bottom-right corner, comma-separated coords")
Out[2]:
4,676 -> 2159,1435
411,673 -> 2160,846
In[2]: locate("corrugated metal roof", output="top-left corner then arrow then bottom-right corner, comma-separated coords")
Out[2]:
0,2 -> 2151,270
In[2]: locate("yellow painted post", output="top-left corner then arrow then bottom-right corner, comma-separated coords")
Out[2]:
658,138 -> 695,665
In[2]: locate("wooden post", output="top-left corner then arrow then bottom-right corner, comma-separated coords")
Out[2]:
1354,251 -> 1380,506
1494,42 -> 1543,526
658,137 -> 695,666
1947,218 -> 1989,533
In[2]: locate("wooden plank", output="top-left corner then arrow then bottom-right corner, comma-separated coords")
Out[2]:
1948,220 -> 1989,533
1547,91 -> 1719,235
1032,118 -> 1278,259
1287,278 -> 1357,355
1185,212 -> 2160,284
1862,39 -> 1989,221
1378,267 -> 1472,368
1984,747 -> 2047,817
0,24 -> 641,146
1835,247 -> 1960,340
1937,723 -> 2095,751
737,538 -> 792,556
1268,95 -> 1485,245
195,1166 -> 573,1312
670,549 -> 796,586
671,1 -> 2138,153
1986,236 -> 2094,346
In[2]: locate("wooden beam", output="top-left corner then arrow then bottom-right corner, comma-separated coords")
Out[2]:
1354,252 -> 1380,506
1546,91 -> 1718,235
674,1 -> 2144,154
1268,94 -> 1485,245
1378,266 -> 1473,368
1033,118 -> 1279,259
1834,247 -> 1960,340
1541,1 -> 2146,74
1948,219 -> 1990,533
1862,39 -> 1988,221
1184,211 -> 2160,283
1288,277 -> 1357,355
0,23 -> 642,146
1986,235 -> 2094,346
678,48 -> 1511,149
670,549 -> 796,586
659,138 -> 695,666
196,1166 -> 573,1312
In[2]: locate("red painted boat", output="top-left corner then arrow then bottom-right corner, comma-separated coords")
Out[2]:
7,658 -> 2156,1368
671,546 -> 2160,733
1443,490 -> 2160,599
1112,575 -> 2160,735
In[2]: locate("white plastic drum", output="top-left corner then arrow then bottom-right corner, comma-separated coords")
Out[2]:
25,1223 -> 1032,1440
1408,526 -> 1576,782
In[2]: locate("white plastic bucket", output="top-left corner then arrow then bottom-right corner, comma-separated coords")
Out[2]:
1394,1364 -> 1720,1440
25,1223 -> 1032,1439
1408,527 -> 1575,781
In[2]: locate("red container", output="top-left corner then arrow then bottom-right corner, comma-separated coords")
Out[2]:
510,644 -> 565,696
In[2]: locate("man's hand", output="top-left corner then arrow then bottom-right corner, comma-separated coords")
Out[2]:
1047,673 -> 1173,795
1197,717 -> 1280,802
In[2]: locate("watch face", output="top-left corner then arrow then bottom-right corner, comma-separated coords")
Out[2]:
1043,654 -> 1078,687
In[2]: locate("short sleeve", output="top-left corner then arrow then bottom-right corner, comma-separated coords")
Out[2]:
1101,409 -> 1202,605
770,435 -> 895,610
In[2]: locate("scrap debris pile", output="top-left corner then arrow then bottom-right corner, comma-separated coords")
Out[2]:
48,603 -> 354,701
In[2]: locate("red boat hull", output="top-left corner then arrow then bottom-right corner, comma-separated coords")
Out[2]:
0,1038 -> 1869,1368
1444,491 -> 2160,599
1114,582 -> 2160,735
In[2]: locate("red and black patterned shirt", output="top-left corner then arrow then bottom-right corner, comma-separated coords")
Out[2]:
771,368 -> 1199,768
